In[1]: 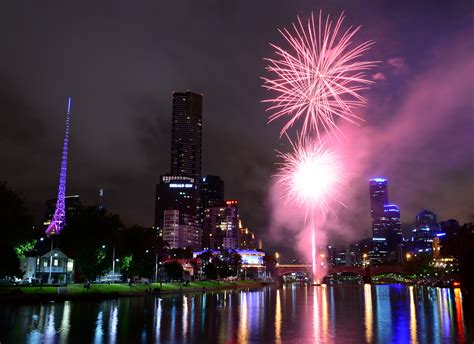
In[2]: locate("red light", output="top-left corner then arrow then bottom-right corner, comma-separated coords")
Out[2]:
453,281 -> 461,287
226,200 -> 238,205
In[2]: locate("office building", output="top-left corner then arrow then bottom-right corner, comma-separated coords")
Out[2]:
239,225 -> 258,250
170,91 -> 203,180
202,200 -> 240,250
155,175 -> 201,250
410,209 -> 440,254
369,178 -> 389,264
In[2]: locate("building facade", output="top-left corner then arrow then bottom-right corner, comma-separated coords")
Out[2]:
410,209 -> 440,255
202,200 -> 240,250
170,91 -> 203,180
155,175 -> 201,250
369,178 -> 389,264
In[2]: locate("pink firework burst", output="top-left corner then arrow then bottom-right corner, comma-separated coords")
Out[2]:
263,11 -> 377,138
276,136 -> 342,213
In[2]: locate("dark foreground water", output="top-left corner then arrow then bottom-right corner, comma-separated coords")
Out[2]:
0,284 -> 472,343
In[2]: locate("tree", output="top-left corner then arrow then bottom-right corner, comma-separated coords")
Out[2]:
119,225 -> 157,279
164,261 -> 184,281
214,250 -> 242,279
203,261 -> 218,280
263,252 -> 277,278
0,182 -> 35,276
59,205 -> 123,280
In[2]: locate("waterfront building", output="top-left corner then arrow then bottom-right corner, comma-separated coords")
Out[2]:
20,248 -> 75,284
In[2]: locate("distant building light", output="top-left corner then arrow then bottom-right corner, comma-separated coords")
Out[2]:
369,178 -> 387,183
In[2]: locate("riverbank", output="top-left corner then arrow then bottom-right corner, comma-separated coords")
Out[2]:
0,280 -> 272,303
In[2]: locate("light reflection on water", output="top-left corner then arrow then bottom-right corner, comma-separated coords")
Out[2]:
0,285 -> 471,343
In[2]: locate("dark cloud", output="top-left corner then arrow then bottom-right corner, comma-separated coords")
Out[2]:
0,1 -> 472,257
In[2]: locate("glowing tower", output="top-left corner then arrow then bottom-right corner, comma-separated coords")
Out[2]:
45,97 -> 72,236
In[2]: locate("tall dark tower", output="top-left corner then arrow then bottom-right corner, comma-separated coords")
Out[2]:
369,178 -> 389,264
200,175 -> 224,210
170,91 -> 203,180
369,178 -> 388,218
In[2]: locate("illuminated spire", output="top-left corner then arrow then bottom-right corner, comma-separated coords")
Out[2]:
45,97 -> 71,236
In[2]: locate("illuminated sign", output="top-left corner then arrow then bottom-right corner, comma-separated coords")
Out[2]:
169,183 -> 193,188
226,200 -> 238,205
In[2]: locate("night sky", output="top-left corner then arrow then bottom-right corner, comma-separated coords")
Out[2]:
1,1 -> 473,254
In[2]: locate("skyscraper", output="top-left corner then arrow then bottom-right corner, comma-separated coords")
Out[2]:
200,175 -> 224,210
383,204 -> 403,262
411,209 -> 440,254
369,178 -> 389,264
154,175 -> 202,250
369,178 -> 389,218
202,200 -> 240,250
154,91 -> 204,250
170,91 -> 203,180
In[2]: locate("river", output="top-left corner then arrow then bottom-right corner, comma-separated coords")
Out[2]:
0,284 -> 471,343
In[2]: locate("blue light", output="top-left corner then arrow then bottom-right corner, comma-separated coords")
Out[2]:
436,232 -> 446,237
370,177 -> 387,183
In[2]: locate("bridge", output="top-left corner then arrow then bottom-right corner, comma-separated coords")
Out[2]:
275,264 -> 404,277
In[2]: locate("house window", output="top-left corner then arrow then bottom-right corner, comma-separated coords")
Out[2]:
53,259 -> 59,267
43,261 -> 48,267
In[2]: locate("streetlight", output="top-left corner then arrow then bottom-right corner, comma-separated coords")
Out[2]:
406,253 -> 412,261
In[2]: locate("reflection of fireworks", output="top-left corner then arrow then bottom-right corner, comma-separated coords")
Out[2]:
276,137 -> 341,213
263,11 -> 376,138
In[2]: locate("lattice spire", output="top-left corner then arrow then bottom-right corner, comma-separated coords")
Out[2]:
46,97 -> 71,236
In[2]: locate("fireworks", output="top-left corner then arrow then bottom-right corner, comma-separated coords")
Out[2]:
263,11 -> 376,138
276,137 -> 341,213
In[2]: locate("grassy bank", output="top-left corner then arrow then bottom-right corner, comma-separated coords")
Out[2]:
0,280 -> 270,302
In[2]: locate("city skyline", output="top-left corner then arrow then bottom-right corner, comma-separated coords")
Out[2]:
1,1 -> 473,256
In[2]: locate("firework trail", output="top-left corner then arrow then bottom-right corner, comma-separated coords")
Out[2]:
263,11 -> 377,139
276,136 -> 342,283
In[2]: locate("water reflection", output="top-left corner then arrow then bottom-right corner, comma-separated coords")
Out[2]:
238,291 -> 248,343
1,284 -> 470,343
364,284 -> 373,343
454,288 -> 465,343
409,286 -> 418,344
275,289 -> 281,344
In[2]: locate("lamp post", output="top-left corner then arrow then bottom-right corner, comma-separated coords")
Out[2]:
155,251 -> 158,283
112,246 -> 116,283
48,238 -> 54,284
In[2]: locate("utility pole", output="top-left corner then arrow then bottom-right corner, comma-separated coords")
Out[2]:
48,238 -> 54,284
